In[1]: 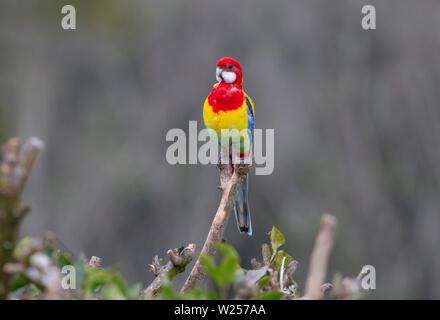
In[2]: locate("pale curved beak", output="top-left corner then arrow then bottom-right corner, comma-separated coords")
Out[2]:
216,66 -> 224,82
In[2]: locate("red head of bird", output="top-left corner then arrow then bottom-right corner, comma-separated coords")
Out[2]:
216,57 -> 243,89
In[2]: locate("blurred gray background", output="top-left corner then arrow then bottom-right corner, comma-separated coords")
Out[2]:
1,0 -> 439,299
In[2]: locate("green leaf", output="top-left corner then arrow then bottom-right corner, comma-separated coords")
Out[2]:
251,291 -> 283,300
274,250 -> 293,270
181,288 -> 221,300
258,276 -> 271,290
155,277 -> 181,300
73,252 -> 88,289
81,267 -> 127,300
200,254 -> 223,288
45,245 -> 71,268
102,283 -> 126,300
13,237 -> 32,258
10,275 -> 30,291
215,242 -> 240,264
200,242 -> 241,290
214,243 -> 241,288
57,251 -> 72,267
126,283 -> 142,300
270,226 -> 285,260
157,285 -> 180,300
28,283 -> 43,295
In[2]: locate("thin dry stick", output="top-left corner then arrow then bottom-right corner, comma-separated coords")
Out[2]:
15,137 -> 45,192
303,213 -> 337,300
180,162 -> 251,293
141,243 -> 196,298
88,256 -> 102,269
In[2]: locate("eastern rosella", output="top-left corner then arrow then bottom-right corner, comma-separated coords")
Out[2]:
203,57 -> 255,235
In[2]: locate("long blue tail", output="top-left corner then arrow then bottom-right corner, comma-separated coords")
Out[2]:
234,174 -> 252,235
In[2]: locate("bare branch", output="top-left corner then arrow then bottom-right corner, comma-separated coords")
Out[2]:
0,138 -> 20,196
0,137 -> 44,299
217,163 -> 232,191
149,255 -> 161,276
88,256 -> 102,268
141,243 -> 195,298
282,260 -> 299,292
304,213 -> 338,300
180,162 -> 251,293
15,137 -> 44,193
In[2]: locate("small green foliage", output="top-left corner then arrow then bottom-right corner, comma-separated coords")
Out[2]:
258,276 -> 271,290
18,237 -> 32,247
10,276 -> 30,292
82,267 -> 121,299
195,230 -> 294,300
266,227 -> 295,274
155,277 -> 181,300
251,291 -> 283,300
156,276 -> 221,300
274,250 -> 292,270
45,244 -> 71,268
81,266 -> 140,300
200,242 -> 241,290
102,283 -> 126,300
13,236 -> 32,258
199,255 -> 219,286
126,283 -> 142,300
270,226 -> 285,261
181,288 -> 221,300
28,283 -> 43,296
73,252 -> 88,289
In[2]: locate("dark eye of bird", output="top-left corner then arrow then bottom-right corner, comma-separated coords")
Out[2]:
226,65 -> 233,70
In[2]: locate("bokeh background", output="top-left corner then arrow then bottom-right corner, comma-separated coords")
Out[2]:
1,0 -> 439,299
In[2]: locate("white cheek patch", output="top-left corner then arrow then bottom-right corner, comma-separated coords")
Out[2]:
216,67 -> 223,82
221,71 -> 236,83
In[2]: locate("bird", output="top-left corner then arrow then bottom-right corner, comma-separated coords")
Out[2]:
203,57 -> 255,235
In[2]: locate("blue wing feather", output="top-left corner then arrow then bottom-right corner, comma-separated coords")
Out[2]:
245,96 -> 254,137
234,95 -> 254,235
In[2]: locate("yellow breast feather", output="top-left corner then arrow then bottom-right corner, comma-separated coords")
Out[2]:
203,98 -> 248,135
